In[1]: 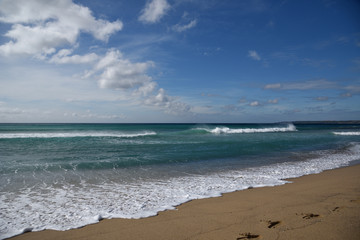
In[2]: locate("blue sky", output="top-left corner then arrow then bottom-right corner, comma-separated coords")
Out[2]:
0,0 -> 359,123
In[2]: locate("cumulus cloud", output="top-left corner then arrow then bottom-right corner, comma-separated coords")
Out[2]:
83,50 -> 192,114
139,0 -> 170,23
144,88 -> 191,114
248,50 -> 261,61
134,81 -> 158,97
95,50 -> 154,90
0,0 -> 122,56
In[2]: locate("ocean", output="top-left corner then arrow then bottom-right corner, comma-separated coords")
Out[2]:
1,122 -> 360,239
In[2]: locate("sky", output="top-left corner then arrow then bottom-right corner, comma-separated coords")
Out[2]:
0,0 -> 359,123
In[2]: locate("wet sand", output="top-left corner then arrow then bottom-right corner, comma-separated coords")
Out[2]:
10,164 -> 360,240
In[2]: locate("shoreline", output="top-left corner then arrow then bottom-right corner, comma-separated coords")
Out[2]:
9,164 -> 360,240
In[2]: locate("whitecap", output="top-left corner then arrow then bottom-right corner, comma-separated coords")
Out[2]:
333,131 -> 360,136
207,123 -> 297,134
0,131 -> 157,139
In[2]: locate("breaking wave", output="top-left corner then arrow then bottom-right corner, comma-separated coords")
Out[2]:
198,123 -> 297,134
0,131 -> 157,139
333,131 -> 360,136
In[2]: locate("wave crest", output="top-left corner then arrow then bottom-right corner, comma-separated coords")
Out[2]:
333,131 -> 360,136
0,131 -> 157,139
199,123 -> 297,134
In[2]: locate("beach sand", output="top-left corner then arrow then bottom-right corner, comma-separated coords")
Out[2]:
10,164 -> 360,240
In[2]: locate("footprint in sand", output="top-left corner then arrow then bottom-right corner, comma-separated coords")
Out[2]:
332,206 -> 340,212
267,220 -> 281,228
237,232 -> 260,239
302,213 -> 320,219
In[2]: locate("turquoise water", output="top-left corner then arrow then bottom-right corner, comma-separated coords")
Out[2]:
1,123 -> 360,238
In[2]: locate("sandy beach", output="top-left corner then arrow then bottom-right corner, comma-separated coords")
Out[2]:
10,164 -> 360,240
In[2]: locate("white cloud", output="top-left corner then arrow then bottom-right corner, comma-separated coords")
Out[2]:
264,79 -> 337,90
134,82 -> 158,97
99,63 -> 152,89
0,0 -> 122,57
139,0 -> 170,23
94,50 -> 154,90
248,50 -> 261,61
84,50 -> 191,114
49,49 -> 99,64
144,88 -> 191,114
144,88 -> 169,106
249,101 -> 260,106
264,83 -> 282,89
172,19 -> 197,32
286,79 -> 335,90
65,111 -> 125,120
